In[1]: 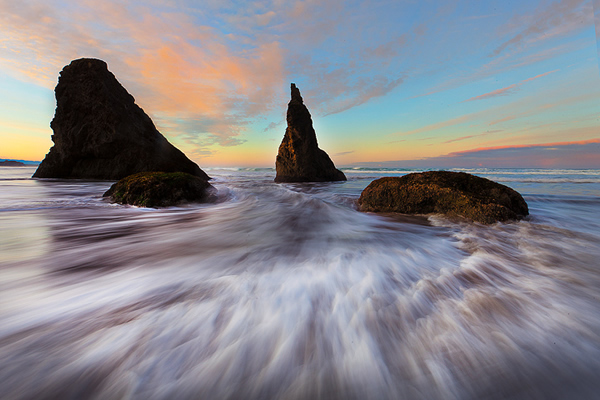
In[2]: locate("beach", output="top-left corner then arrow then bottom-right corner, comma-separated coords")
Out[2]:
1,166 -> 599,399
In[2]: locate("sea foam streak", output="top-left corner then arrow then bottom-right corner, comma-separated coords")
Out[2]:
0,167 -> 599,399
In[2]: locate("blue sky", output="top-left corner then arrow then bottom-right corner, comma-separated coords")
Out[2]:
1,0 -> 599,167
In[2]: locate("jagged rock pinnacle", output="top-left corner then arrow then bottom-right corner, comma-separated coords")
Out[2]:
274,83 -> 346,183
290,83 -> 303,103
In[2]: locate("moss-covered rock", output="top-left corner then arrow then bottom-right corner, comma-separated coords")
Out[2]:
358,171 -> 528,224
103,172 -> 215,207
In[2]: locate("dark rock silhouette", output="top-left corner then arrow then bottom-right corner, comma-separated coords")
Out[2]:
358,171 -> 529,224
103,172 -> 216,207
274,84 -> 346,183
33,58 -> 209,180
0,161 -> 26,167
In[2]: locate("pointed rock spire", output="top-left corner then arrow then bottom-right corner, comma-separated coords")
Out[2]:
274,84 -> 346,183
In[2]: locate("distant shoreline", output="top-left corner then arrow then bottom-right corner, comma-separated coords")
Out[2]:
0,159 -> 40,166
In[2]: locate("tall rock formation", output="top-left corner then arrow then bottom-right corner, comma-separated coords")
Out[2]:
274,84 -> 346,183
33,58 -> 209,180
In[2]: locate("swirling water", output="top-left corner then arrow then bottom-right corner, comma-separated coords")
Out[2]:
1,166 -> 599,400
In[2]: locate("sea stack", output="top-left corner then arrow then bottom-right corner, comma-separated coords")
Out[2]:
33,58 -> 209,180
274,84 -> 346,183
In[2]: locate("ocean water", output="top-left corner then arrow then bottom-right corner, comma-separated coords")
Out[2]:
1,166 -> 599,400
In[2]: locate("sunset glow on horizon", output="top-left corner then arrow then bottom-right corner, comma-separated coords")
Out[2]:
1,0 -> 599,168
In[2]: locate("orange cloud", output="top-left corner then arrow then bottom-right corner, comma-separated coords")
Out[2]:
0,0 -> 286,160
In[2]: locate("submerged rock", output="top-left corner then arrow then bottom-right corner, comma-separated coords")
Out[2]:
358,171 -> 529,224
33,58 -> 209,180
103,172 -> 216,207
274,84 -> 346,183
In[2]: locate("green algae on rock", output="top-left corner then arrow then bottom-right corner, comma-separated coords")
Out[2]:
358,171 -> 529,224
103,172 -> 215,207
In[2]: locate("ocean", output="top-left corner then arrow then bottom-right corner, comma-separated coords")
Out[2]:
1,166 -> 599,399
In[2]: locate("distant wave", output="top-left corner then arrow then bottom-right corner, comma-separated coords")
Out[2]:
205,167 -> 276,172
494,177 -> 600,184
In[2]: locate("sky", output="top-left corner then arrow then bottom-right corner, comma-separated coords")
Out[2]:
1,0 -> 599,168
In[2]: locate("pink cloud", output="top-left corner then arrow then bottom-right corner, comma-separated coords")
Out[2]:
0,0 -> 286,158
491,0 -> 592,57
442,132 -> 495,144
464,69 -> 558,102
397,114 -> 474,136
489,91 -> 599,126
357,138 -> 600,168
489,115 -> 518,126
464,84 -> 518,102
448,138 -> 600,156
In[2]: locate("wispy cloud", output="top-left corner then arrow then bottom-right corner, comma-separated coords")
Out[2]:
363,35 -> 409,60
464,84 -> 519,102
385,139 -> 407,144
489,115 -> 518,126
462,14 -> 498,21
442,132 -> 493,144
397,114 -> 474,136
355,138 -> 600,168
491,0 -> 592,57
417,33 -> 589,100
521,70 -> 558,82
463,69 -> 558,102
334,151 -> 354,156
322,76 -> 405,116
448,138 -> 600,156
489,91 -> 599,126
263,121 -> 281,132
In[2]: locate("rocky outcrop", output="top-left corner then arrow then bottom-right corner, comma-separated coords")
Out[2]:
358,171 -> 529,224
274,84 -> 346,183
103,172 -> 216,207
33,58 -> 209,181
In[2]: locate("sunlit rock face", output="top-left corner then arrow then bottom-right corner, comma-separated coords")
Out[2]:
274,83 -> 346,183
359,171 -> 529,224
33,58 -> 209,180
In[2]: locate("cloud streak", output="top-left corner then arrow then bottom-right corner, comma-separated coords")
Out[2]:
334,151 -> 355,156
491,0 -> 592,57
397,114 -> 474,136
463,70 -> 558,102
442,132 -> 493,144
447,138 -> 600,156
356,139 -> 600,168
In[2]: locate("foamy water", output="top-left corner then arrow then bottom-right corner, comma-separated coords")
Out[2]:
1,167 -> 599,399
